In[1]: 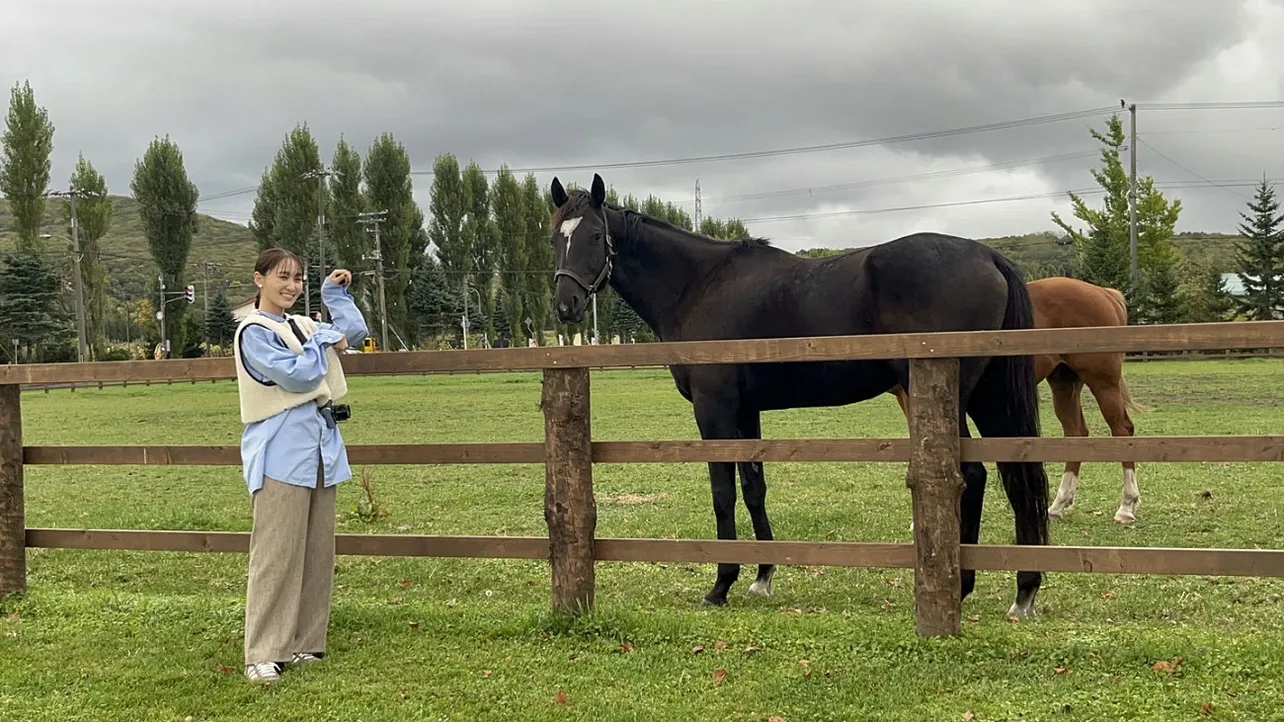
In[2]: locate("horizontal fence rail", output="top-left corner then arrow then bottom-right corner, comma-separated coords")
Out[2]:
21,436 -> 1284,465
24,530 -> 1284,578
3,321 -> 1284,385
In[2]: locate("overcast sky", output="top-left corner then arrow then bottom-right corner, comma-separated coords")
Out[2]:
5,0 -> 1284,253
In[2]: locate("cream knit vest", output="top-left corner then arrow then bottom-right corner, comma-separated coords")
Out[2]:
233,311 -> 349,424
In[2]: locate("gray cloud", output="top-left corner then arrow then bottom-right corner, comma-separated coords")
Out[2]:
2,0 -> 1281,253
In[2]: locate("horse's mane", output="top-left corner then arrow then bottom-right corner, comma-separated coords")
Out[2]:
551,188 -> 771,249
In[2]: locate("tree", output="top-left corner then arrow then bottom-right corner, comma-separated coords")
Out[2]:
328,136 -> 367,298
131,135 -> 200,355
65,154 -> 112,359
204,291 -> 239,351
249,123 -> 325,310
0,251 -> 72,362
1051,114 -> 1182,315
1232,177 -> 1284,321
1177,260 -> 1235,323
0,80 -> 55,252
461,161 -> 497,339
363,132 -> 419,344
427,154 -> 468,339
699,217 -> 752,240
521,173 -> 553,345
408,252 -> 455,342
491,166 -> 528,341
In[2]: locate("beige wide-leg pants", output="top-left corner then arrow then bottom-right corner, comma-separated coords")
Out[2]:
243,463 -> 337,665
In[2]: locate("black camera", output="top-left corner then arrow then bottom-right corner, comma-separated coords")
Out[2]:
332,404 -> 351,422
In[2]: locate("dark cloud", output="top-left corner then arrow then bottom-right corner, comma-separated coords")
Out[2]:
2,0 -> 1281,251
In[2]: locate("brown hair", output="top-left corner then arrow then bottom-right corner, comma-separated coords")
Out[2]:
253,247 -> 303,308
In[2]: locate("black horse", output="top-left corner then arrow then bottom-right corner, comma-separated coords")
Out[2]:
549,173 -> 1051,618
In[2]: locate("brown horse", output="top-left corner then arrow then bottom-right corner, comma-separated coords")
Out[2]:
891,276 -> 1142,523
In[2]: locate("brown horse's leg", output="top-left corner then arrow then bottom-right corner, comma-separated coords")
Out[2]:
1082,375 -> 1139,524
1047,372 -> 1089,520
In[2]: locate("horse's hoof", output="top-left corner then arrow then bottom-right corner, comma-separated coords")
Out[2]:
1047,505 -> 1070,520
701,596 -> 728,607
746,579 -> 772,597
1006,601 -> 1038,620
1113,510 -> 1136,524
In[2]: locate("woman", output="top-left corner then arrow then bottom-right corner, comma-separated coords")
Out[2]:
232,247 -> 369,684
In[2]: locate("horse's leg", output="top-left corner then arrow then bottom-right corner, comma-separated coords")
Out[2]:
693,397 -> 742,606
735,408 -> 775,597
957,413 -> 987,601
1047,372 -> 1089,520
1082,375 -> 1139,523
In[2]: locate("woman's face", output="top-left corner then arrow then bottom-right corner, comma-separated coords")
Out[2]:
255,258 -> 303,312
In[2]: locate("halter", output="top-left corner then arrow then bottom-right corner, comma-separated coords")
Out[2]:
553,205 -> 616,296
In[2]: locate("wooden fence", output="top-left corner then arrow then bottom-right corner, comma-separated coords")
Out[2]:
3,320 -> 1284,637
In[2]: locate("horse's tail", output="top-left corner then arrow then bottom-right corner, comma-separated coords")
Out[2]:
984,253 -> 1051,546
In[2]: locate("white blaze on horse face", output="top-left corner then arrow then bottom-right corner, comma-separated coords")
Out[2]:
559,216 -> 582,249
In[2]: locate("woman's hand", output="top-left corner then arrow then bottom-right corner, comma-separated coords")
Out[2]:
327,269 -> 352,287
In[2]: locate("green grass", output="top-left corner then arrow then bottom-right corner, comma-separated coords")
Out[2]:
3,360 -> 1284,720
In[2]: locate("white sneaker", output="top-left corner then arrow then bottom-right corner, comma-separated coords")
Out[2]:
245,662 -> 281,683
291,652 -> 323,665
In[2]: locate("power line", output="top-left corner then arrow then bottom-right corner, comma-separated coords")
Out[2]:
1137,136 -> 1250,200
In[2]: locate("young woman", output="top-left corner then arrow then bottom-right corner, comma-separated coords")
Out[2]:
232,247 -> 369,684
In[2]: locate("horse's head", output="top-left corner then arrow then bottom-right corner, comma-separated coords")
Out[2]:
549,173 -> 613,324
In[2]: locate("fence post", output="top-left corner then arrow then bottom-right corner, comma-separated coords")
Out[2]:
907,358 -> 964,637
0,384 -> 23,600
541,367 -> 596,616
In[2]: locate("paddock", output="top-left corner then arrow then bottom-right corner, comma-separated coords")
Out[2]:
4,320 -> 1284,639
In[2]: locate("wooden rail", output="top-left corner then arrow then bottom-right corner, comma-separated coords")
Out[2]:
4,321 -> 1284,638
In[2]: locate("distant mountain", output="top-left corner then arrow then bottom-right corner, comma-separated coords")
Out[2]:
0,195 -> 258,306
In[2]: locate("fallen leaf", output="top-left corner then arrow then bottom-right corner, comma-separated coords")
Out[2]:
712,668 -> 727,685
769,717 -> 787,722
1007,615 -> 1021,623
5,612 -> 19,622
810,567 -> 825,576
963,712 -> 976,721
966,614 -> 980,622
1102,592 -> 1116,600
397,579 -> 413,588
217,664 -> 235,674
1200,703 -> 1215,716
620,642 -> 634,652
481,670 -> 492,678
185,717 -> 194,722
1152,657 -> 1182,674
692,645 -> 705,654
1053,667 -> 1068,674
554,691 -> 568,705
714,640 -> 729,650
743,646 -> 762,655
798,659 -> 810,666
408,621 -> 420,629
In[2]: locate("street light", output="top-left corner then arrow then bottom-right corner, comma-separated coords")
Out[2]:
40,232 -> 87,363
461,283 -> 484,350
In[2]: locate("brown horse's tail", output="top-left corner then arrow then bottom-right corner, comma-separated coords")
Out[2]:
1102,285 -> 1146,413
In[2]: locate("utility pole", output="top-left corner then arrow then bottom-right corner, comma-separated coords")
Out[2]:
200,261 -> 219,317
303,166 -> 339,321
47,189 -> 87,363
358,210 -> 389,352
158,274 -> 166,358
1128,102 -> 1139,288
693,179 -> 702,230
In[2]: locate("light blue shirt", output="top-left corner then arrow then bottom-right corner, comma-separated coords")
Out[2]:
238,278 -> 369,495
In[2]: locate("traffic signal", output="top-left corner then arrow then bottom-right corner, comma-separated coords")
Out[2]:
184,284 -> 195,303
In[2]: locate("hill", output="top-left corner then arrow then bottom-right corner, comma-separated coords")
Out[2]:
0,195 -> 258,307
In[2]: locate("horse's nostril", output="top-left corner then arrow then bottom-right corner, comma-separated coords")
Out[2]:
557,302 -> 571,317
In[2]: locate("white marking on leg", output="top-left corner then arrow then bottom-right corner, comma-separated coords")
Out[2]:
1114,467 -> 1139,524
747,578 -> 772,597
1007,599 -> 1038,619
1048,470 -> 1079,519
559,216 -> 581,247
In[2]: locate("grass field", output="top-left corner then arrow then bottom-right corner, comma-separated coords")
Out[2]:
2,359 -> 1284,721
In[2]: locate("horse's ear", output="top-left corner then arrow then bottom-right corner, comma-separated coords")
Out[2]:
590,173 -> 606,207
551,177 -> 568,208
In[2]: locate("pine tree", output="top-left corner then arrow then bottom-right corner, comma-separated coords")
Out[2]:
0,251 -> 72,361
0,80 -> 55,252
1177,260 -> 1235,323
204,291 -> 239,351
249,123 -> 325,310
65,154 -> 112,359
1051,114 -> 1182,314
408,253 -> 455,342
1232,177 -> 1284,320
131,136 -> 200,354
